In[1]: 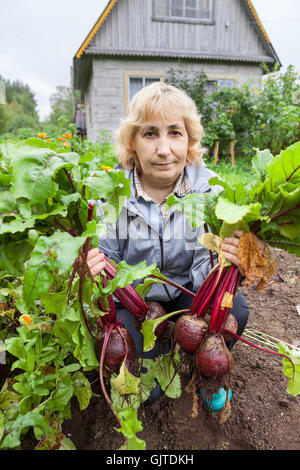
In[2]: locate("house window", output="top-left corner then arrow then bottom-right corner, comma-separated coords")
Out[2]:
129,76 -> 162,102
124,72 -> 166,113
206,78 -> 235,94
154,0 -> 213,22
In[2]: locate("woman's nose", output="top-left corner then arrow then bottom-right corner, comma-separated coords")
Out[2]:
156,136 -> 171,156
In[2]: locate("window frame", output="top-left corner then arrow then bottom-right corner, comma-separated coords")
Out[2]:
152,0 -> 215,25
124,71 -> 166,114
205,74 -> 238,92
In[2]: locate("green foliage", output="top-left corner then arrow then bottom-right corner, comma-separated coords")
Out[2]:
1,127 -> 299,450
167,64 -> 300,159
48,86 -> 75,125
278,343 -> 300,397
0,76 -> 39,134
167,141 -> 300,256
0,135 -> 130,449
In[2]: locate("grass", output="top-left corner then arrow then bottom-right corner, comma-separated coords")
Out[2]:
204,154 -> 256,186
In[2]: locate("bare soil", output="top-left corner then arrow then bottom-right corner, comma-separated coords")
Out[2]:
63,248 -> 300,451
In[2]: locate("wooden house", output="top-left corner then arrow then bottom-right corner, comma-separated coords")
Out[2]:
73,0 -> 280,141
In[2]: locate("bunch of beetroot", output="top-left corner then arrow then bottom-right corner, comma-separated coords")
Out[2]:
173,264 -> 240,397
80,204 -> 295,422
173,260 -> 295,410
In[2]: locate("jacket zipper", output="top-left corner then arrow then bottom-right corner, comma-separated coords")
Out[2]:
127,208 -> 175,301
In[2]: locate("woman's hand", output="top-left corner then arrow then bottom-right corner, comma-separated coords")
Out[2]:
85,248 -> 107,277
221,230 -> 265,276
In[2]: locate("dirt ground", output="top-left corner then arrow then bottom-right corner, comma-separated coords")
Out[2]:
62,248 -> 300,451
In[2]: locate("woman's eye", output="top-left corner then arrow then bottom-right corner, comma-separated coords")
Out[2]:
170,130 -> 181,136
144,131 -> 156,137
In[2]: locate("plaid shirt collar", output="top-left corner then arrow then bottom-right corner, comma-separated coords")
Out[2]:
133,166 -> 191,203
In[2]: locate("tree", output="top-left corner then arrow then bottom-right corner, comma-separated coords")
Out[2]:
48,86 -> 75,125
0,75 -> 40,134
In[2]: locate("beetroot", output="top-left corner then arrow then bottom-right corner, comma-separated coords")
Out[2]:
196,334 -> 233,379
135,301 -> 168,337
145,301 -> 168,337
221,313 -> 238,343
174,313 -> 208,352
96,326 -> 135,366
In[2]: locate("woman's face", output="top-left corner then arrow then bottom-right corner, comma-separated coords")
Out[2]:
131,113 -> 189,189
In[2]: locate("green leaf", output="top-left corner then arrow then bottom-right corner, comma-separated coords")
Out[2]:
78,151 -> 94,165
115,406 -> 146,451
141,310 -> 179,352
264,141 -> 300,191
9,143 -> 80,206
53,305 -> 99,370
84,169 -> 131,223
155,351 -> 181,399
166,192 -> 221,232
142,353 -> 181,399
5,336 -> 25,360
135,277 -> 167,300
104,260 -> 158,296
59,436 -> 77,450
43,374 -> 74,413
111,362 -> 140,395
23,232 -> 85,307
215,197 -> 263,227
0,380 -> 21,420
72,371 -> 92,410
209,176 -> 248,204
252,148 -> 274,182
0,239 -> 33,277
0,411 -> 6,442
0,410 -> 53,449
278,343 -> 300,397
41,291 -> 67,316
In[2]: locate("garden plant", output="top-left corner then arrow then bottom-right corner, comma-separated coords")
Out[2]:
0,124 -> 299,450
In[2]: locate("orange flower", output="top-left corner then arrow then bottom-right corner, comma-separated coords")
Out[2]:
37,132 -> 47,139
63,132 -> 72,139
46,138 -> 52,142
58,137 -> 66,141
101,165 -> 112,171
64,141 -> 71,148
20,314 -> 33,330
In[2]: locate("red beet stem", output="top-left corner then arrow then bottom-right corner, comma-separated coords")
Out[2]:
191,264 -> 219,314
223,328 -> 296,381
209,265 -> 240,334
88,201 -> 95,222
194,265 -> 229,318
99,250 -> 149,319
149,274 -> 195,298
214,268 -> 240,333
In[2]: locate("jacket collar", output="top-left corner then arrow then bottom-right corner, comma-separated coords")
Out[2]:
113,160 -> 215,216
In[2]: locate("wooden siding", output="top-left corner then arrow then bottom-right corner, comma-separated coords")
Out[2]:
86,0 -> 272,63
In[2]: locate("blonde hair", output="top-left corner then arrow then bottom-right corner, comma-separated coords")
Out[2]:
115,82 -> 205,169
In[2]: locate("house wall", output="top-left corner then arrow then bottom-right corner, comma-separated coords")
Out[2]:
85,56 -> 262,142
88,0 -> 269,62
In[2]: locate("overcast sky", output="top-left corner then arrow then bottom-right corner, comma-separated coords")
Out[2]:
0,0 -> 299,120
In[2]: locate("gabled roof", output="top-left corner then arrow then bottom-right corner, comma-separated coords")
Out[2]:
74,0 -> 279,63
75,0 -> 118,59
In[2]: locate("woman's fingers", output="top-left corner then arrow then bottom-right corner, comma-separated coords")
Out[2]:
86,248 -> 101,261
86,249 -> 107,277
222,230 -> 266,276
222,231 -> 244,275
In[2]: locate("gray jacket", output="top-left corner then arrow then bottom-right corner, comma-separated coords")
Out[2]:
97,161 -> 221,302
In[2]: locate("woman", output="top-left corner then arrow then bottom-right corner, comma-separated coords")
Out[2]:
87,82 -> 262,408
